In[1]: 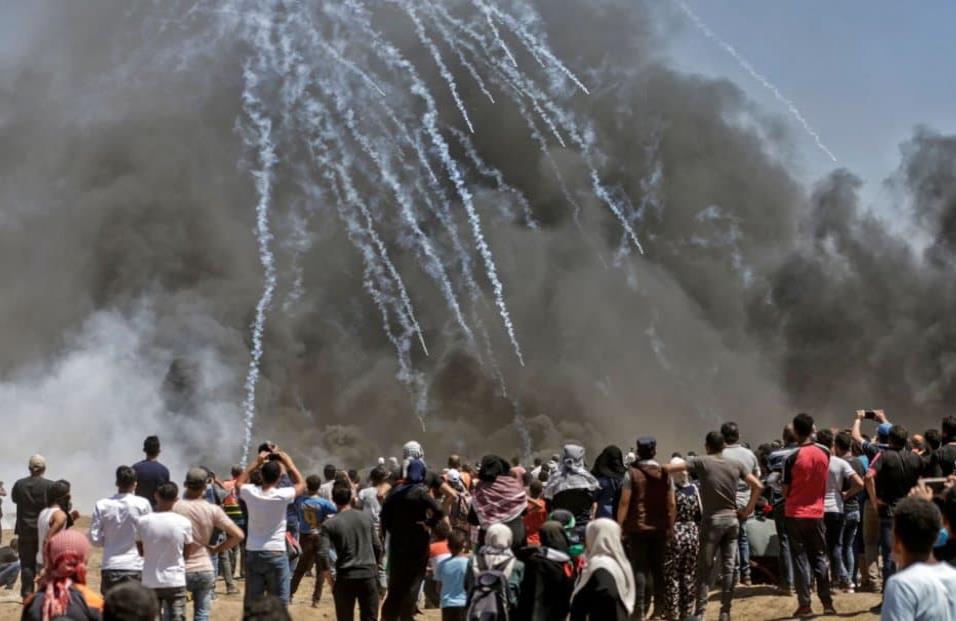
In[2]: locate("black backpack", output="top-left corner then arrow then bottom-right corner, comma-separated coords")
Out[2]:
467,568 -> 510,621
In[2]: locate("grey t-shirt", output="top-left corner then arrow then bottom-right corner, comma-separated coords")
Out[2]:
721,445 -> 761,509
687,455 -> 749,521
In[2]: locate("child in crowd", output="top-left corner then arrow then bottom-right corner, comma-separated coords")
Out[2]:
436,529 -> 471,621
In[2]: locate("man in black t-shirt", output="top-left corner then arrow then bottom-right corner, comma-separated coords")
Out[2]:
865,424 -> 922,598
133,435 -> 170,509
11,454 -> 53,598
924,417 -> 956,478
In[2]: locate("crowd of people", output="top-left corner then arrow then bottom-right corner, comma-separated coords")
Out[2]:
3,411 -> 956,620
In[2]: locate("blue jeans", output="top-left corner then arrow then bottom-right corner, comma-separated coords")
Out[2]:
824,512 -> 846,583
772,504 -> 794,589
878,512 -> 895,589
842,511 -> 860,586
696,515 -> 739,616
185,571 -> 216,621
0,562 -> 20,589
246,550 -> 291,605
737,516 -> 751,581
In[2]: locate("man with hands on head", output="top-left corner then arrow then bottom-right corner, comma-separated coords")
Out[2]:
236,444 -> 306,608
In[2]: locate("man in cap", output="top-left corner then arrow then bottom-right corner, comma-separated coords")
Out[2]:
173,467 -> 244,620
617,436 -> 675,619
89,465 -> 153,594
133,436 -> 170,510
11,454 -> 53,599
851,410 -> 892,593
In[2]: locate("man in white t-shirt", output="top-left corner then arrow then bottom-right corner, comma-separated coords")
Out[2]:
135,482 -> 193,621
237,446 -> 306,608
174,468 -> 244,621
89,465 -> 152,594
816,429 -> 864,592
881,496 -> 956,620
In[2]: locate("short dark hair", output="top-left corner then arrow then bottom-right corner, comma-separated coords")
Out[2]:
49,480 -> 71,505
815,428 -> 834,449
323,464 -> 337,481
834,431 -> 852,454
433,519 -> 451,541
104,581 -> 159,621
243,594 -> 292,621
348,469 -> 360,484
306,474 -> 322,493
943,416 -> 956,442
448,529 -> 468,555
261,461 -> 281,485
533,457 -> 542,467
331,482 -> 352,507
892,497 -> 941,556
511,456 -> 521,466
448,454 -> 462,469
720,422 -> 740,444
529,479 -> 543,499
231,465 -> 243,478
888,425 -> 908,450
782,424 -> 797,445
143,436 -> 160,457
925,429 -> 942,451
116,466 -> 137,489
705,431 -> 726,453
369,467 -> 387,485
792,413 -> 814,439
942,486 -> 956,530
155,482 -> 179,503
637,443 -> 656,461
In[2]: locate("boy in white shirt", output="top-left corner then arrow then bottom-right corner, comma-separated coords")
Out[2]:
237,446 -> 306,608
135,482 -> 193,621
881,497 -> 956,621
89,465 -> 153,594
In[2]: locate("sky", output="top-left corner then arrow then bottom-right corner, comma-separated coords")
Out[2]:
662,0 -> 956,212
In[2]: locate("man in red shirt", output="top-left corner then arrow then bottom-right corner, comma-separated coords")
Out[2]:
782,413 -> 835,617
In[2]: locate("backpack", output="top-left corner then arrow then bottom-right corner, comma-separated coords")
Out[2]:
449,491 -> 472,529
467,569 -> 510,621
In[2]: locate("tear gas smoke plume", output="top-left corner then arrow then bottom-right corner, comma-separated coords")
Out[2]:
2,1 -> 955,507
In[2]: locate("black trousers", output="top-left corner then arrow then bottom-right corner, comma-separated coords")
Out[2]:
627,531 -> 667,619
333,576 -> 380,621
291,532 -> 327,603
786,517 -> 833,609
381,552 -> 426,621
17,532 -> 39,599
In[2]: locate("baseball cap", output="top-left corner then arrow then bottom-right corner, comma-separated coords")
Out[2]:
28,454 -> 46,471
636,436 -> 657,451
184,467 -> 209,489
877,423 -> 893,440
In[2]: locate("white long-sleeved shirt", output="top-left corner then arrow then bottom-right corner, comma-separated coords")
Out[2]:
89,492 -> 152,571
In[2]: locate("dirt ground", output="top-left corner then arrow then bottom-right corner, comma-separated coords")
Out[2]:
0,525 -> 880,620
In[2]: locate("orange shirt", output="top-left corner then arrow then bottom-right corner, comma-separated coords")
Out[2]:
523,497 -> 548,546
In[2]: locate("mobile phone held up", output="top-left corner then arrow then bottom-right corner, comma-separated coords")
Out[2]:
864,410 -> 878,420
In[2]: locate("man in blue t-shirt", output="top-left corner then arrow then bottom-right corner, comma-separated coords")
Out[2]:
133,436 -> 170,509
290,474 -> 337,606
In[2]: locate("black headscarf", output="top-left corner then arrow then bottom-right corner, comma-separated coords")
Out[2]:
539,521 -> 570,553
591,445 -> 626,479
478,455 -> 511,483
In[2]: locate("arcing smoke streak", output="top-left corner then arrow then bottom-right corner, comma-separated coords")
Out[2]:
673,0 -> 838,163
239,6 -> 279,465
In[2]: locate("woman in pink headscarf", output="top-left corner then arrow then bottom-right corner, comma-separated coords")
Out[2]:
23,529 -> 103,621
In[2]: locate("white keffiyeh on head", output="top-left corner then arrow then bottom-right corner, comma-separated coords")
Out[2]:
543,443 -> 600,500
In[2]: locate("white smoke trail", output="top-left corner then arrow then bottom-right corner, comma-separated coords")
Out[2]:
472,0 -> 517,67
344,0 -> 525,366
402,2 -> 475,134
673,0 -> 838,163
238,6 -> 279,465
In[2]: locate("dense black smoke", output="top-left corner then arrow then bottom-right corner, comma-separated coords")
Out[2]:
2,0 -> 954,504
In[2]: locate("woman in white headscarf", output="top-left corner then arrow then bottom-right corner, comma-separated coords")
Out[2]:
543,444 -> 600,538
465,522 -> 525,610
570,518 -> 635,621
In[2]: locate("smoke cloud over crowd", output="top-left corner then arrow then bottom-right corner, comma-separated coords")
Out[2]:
2,0 -> 955,505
